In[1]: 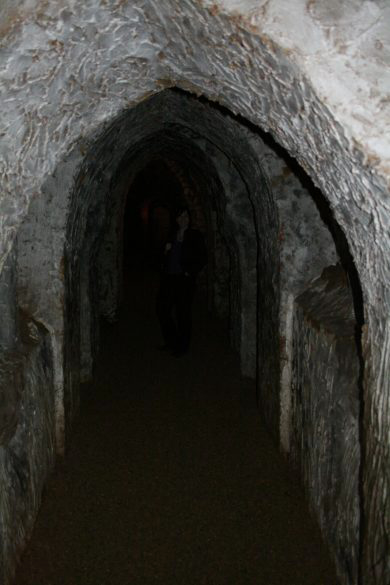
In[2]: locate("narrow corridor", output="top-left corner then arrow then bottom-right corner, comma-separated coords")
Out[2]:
15,269 -> 338,585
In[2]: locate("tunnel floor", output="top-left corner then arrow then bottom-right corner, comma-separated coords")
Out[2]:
15,268 -> 338,585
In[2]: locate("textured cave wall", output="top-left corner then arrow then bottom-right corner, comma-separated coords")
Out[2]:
97,171 -> 135,324
0,1 -> 389,583
0,249 -> 19,446
291,265 -> 361,585
210,210 -> 230,320
16,149 -> 83,453
0,247 -> 55,585
0,319 -> 55,585
64,153 -> 111,398
256,144 -> 338,451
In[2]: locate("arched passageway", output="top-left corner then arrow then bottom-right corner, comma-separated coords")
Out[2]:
0,3 -> 389,584
12,90 -> 363,584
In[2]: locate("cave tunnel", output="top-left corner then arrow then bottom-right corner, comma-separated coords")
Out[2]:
1,2 -> 389,585
11,89 -> 363,585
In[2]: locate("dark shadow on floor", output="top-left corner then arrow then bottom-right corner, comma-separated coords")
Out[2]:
15,269 -> 339,584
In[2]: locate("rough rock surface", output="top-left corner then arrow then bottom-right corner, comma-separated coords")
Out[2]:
292,265 -> 361,584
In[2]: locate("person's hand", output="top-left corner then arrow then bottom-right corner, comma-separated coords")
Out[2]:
165,243 -> 172,253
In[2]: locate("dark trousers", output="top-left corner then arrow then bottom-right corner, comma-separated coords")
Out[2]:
156,274 -> 195,351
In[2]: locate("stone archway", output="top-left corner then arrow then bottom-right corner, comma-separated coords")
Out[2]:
5,87 -> 373,585
47,89 -> 361,584
0,3 -> 389,584
63,93 -> 267,429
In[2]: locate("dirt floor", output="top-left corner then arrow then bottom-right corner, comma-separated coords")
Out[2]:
15,268 -> 339,584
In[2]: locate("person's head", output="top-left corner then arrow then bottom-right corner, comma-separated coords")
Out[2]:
175,206 -> 191,230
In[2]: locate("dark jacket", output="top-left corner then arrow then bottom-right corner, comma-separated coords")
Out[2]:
164,228 -> 207,277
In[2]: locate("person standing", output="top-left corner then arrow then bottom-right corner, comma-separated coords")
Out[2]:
156,206 -> 207,356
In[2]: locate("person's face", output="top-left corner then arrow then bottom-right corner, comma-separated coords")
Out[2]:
176,210 -> 190,229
